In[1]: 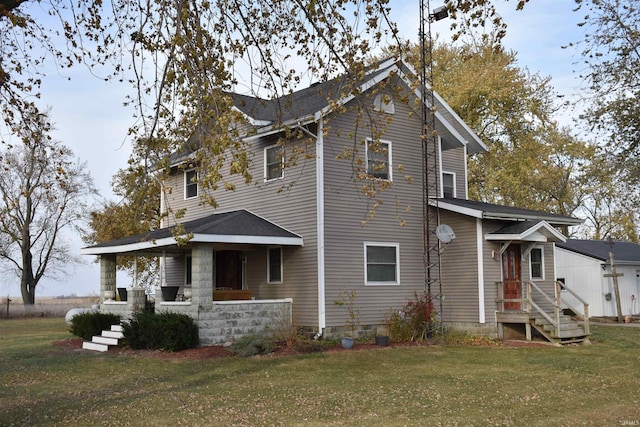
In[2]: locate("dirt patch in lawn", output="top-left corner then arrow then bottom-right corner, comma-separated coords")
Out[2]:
51,336 -> 553,360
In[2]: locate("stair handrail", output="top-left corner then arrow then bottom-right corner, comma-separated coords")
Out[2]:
555,281 -> 590,335
528,280 -> 561,336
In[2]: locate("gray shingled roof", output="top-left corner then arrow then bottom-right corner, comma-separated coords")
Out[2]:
82,210 -> 303,255
230,65 -> 389,124
557,239 -> 640,263
436,197 -> 582,225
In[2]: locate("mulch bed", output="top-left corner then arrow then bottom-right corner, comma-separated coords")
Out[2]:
51,337 -> 552,360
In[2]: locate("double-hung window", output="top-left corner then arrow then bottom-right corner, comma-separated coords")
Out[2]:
365,242 -> 400,285
185,169 -> 198,199
267,247 -> 283,283
265,145 -> 283,181
366,138 -> 392,181
442,172 -> 455,198
530,247 -> 544,280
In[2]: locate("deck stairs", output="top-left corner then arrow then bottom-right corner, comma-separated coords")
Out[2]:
82,324 -> 124,352
530,314 -> 590,345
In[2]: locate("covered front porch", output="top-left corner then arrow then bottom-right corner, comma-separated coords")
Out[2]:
488,220 -> 590,345
81,210 -> 303,345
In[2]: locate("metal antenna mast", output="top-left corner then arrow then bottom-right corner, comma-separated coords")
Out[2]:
419,0 -> 446,330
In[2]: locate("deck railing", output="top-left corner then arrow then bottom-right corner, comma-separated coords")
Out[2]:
496,280 -> 590,337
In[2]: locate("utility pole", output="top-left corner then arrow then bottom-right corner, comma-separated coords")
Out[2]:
604,237 -> 624,323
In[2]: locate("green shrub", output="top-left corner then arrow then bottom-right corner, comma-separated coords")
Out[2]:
122,311 -> 199,352
228,334 -> 275,357
69,312 -> 121,341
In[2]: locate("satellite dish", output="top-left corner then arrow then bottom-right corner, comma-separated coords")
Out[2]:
436,224 -> 456,244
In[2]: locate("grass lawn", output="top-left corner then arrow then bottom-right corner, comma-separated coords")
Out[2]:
1,319 -> 639,426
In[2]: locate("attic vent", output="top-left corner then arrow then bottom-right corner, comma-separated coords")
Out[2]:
374,94 -> 395,114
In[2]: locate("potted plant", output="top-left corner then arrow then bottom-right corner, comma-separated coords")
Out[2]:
374,324 -> 389,346
334,290 -> 360,349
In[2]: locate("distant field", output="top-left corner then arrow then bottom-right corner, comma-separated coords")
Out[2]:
0,296 -> 98,318
0,318 -> 639,426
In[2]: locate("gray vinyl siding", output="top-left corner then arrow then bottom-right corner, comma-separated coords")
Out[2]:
161,134 -> 319,327
439,212 -> 481,323
440,147 -> 467,198
322,91 -> 434,328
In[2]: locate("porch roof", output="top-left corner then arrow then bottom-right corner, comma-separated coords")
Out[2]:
432,197 -> 582,226
80,210 -> 304,255
485,220 -> 567,243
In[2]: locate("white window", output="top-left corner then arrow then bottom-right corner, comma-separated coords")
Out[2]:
442,172 -> 455,198
364,242 -> 400,285
530,247 -> 544,280
267,247 -> 283,283
265,145 -> 283,181
366,138 -> 392,181
185,169 -> 198,199
373,94 -> 395,114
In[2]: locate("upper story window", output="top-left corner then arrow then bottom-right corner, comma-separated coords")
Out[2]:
530,247 -> 544,280
185,169 -> 198,199
373,94 -> 395,114
442,172 -> 455,198
366,138 -> 392,181
365,242 -> 400,285
265,145 -> 283,181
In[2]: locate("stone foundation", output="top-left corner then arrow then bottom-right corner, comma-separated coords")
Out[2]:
196,299 -> 292,346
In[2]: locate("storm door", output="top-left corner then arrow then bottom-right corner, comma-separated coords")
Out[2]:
502,244 -> 522,311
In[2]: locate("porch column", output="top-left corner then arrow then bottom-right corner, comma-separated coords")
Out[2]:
100,254 -> 117,302
191,244 -> 213,310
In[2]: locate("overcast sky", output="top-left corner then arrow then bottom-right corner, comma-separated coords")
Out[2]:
0,0 -> 586,298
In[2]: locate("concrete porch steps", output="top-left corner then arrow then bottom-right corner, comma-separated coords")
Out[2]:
82,324 -> 124,352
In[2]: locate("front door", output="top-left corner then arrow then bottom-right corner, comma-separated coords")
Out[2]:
215,250 -> 243,290
502,244 -> 522,311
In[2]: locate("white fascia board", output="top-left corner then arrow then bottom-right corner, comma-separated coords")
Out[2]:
482,213 -> 582,226
80,237 -> 179,255
395,68 -> 469,148
431,199 -> 484,219
485,221 -> 567,243
81,234 -> 303,256
432,90 -> 487,152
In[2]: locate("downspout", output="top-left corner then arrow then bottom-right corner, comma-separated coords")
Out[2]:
476,218 -> 485,323
295,118 -> 326,337
314,113 -> 326,336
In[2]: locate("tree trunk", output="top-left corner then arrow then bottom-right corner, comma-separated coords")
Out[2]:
20,250 -> 35,305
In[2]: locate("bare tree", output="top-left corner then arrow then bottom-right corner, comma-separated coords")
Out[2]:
0,107 -> 96,303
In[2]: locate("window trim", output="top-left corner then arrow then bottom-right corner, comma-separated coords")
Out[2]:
442,171 -> 456,198
529,246 -> 544,280
264,144 -> 284,182
365,138 -> 392,181
364,242 -> 400,286
267,247 -> 283,284
373,94 -> 395,114
184,169 -> 198,199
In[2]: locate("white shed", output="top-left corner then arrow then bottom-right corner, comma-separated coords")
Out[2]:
556,239 -> 640,318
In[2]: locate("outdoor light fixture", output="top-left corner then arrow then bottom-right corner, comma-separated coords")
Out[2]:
430,5 -> 449,22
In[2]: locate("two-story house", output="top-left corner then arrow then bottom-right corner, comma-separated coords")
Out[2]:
82,58 -> 589,346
